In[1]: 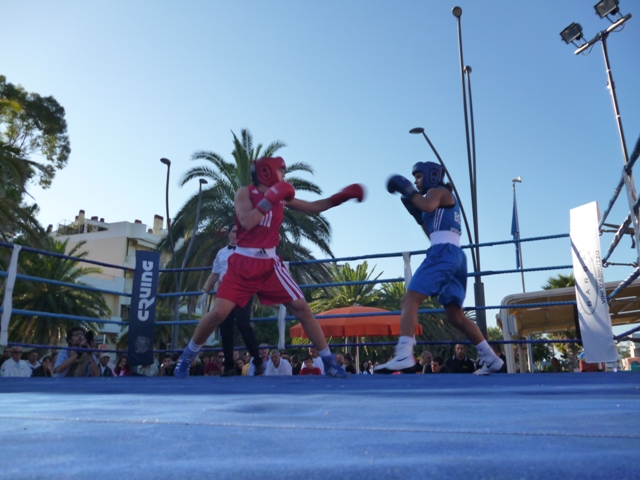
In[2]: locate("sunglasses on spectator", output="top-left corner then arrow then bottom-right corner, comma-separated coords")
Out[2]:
12,350 -> 23,354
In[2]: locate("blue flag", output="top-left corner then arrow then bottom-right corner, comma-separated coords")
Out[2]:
511,195 -> 521,269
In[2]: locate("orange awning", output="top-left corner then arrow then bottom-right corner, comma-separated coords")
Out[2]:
289,306 -> 422,338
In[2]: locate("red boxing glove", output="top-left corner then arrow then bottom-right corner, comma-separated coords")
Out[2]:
329,184 -> 365,207
256,181 -> 296,215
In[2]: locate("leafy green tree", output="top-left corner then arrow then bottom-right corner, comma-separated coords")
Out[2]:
157,129 -> 332,308
0,140 -> 45,244
542,273 -> 581,370
0,93 -> 48,244
0,75 -> 70,188
8,239 -> 110,349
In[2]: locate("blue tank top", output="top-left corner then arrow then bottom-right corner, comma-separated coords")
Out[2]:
422,190 -> 462,237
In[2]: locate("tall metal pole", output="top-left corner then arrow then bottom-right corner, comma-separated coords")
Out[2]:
160,158 -> 181,350
453,6 -> 487,337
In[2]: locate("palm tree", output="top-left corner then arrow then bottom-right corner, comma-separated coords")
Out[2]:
376,281 -> 469,359
8,238 -> 111,350
542,273 -> 575,290
309,261 -> 381,311
542,273 -> 581,370
157,129 -> 332,305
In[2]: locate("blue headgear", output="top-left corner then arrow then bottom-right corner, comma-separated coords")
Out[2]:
412,162 -> 443,194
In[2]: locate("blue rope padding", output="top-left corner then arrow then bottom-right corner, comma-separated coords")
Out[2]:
462,233 -> 570,249
158,291 -> 206,298
1,234 -> 570,280
624,133 -> 640,175
13,274 -> 131,297
614,323 -> 640,341
185,268 -> 572,299
7,336 -> 585,356
9,309 -> 126,325
468,265 -> 573,278
154,301 -> 578,326
287,233 -> 571,266
599,177 -> 625,229
602,215 -> 632,264
5,342 -> 120,355
607,266 -> 640,302
599,133 -> 640,228
159,266 -> 211,273
0,241 -> 133,271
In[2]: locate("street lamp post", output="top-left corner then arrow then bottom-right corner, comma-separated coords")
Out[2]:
160,158 -> 181,349
160,158 -> 208,350
452,6 -> 487,338
178,179 -> 208,301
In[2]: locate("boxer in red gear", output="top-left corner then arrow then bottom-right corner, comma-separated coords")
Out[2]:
174,157 -> 365,378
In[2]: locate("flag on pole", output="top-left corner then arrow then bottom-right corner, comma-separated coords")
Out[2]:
511,194 -> 521,269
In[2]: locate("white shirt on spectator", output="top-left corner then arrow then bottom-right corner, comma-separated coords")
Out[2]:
0,359 -> 32,377
265,358 -> 292,376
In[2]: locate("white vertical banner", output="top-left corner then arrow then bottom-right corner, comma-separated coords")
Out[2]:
1,245 -> 21,346
570,202 -> 618,363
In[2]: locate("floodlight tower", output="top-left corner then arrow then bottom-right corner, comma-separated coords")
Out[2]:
560,1 -> 639,262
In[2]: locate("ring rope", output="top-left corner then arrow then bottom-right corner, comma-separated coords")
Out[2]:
0,241 -> 133,271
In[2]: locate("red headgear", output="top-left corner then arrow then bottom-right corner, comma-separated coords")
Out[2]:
251,157 -> 286,187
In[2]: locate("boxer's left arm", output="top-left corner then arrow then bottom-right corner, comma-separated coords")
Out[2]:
287,184 -> 365,214
235,186 -> 266,231
410,188 -> 451,214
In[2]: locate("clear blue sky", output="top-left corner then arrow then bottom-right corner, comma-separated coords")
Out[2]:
2,1 -> 640,330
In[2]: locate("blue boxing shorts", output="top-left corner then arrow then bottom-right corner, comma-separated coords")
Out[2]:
408,243 -> 467,307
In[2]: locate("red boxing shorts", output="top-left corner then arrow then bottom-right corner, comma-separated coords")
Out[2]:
216,253 -> 304,308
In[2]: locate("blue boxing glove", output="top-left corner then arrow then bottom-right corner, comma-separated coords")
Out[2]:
387,175 -> 419,198
401,196 -> 424,225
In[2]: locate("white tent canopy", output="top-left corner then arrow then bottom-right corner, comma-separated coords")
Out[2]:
496,279 -> 640,372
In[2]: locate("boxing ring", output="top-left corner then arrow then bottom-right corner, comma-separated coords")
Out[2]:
2,203 -> 640,477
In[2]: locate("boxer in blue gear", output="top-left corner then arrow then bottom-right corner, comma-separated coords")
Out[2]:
378,166 -> 504,375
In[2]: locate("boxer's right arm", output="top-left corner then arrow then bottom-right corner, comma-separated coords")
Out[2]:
401,196 -> 424,225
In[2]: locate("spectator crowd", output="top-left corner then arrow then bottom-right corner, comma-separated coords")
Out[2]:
8,327 -> 592,378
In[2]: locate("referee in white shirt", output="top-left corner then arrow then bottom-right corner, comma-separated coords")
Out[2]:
200,223 -> 262,376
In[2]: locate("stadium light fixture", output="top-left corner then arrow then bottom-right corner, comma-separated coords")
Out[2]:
595,0 -> 620,19
560,22 -> 584,45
